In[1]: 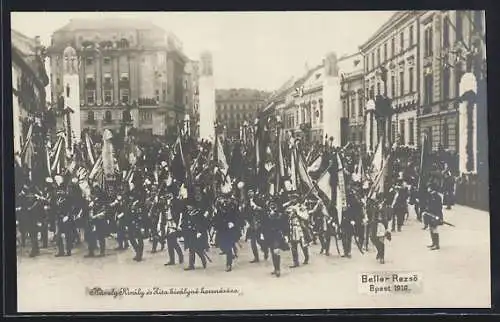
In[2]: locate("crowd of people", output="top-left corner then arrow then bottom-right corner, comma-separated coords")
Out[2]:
15,127 -> 457,277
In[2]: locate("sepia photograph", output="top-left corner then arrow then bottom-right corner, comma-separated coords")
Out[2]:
10,10 -> 490,312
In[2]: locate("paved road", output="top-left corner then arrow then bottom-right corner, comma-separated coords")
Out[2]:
16,205 -> 490,312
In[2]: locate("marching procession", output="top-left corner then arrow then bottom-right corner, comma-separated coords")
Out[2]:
15,115 -> 456,278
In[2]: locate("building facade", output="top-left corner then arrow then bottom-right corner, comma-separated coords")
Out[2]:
12,29 -> 50,183
184,60 -> 200,137
339,52 -> 365,147
48,19 -> 191,138
360,11 -> 420,150
215,89 -> 269,139
418,11 -> 486,164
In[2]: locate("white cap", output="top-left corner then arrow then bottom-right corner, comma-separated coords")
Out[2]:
45,177 -> 54,184
237,181 -> 245,189
54,175 -> 63,186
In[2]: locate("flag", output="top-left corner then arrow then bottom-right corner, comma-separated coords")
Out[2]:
289,142 -> 298,191
307,155 -> 322,174
215,135 -> 232,192
418,131 -> 432,192
336,153 -> 347,225
101,129 -> 116,179
370,141 -> 383,180
317,166 -> 333,202
296,149 -> 315,191
352,157 -> 363,182
171,136 -> 187,183
276,128 -> 285,193
85,132 -> 96,166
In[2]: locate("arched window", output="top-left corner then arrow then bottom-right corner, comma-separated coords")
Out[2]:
105,111 -> 112,123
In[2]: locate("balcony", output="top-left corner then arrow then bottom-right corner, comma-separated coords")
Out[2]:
138,97 -> 159,107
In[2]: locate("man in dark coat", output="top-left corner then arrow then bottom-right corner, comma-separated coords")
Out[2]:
426,184 -> 443,250
263,198 -> 290,278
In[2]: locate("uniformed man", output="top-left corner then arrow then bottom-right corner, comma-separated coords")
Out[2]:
262,198 -> 290,278
369,195 -> 390,264
21,183 -> 42,257
110,192 -> 129,250
390,176 -> 409,232
341,192 -> 363,258
128,186 -> 146,262
163,193 -> 184,266
51,176 -> 74,257
182,204 -> 209,270
244,189 -> 269,263
288,203 -> 310,268
85,187 -> 107,258
425,184 -> 443,250
442,164 -> 454,210
214,193 -> 241,272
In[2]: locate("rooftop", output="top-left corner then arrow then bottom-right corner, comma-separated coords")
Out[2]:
55,18 -> 164,33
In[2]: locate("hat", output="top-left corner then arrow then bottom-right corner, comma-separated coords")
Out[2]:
45,177 -> 54,184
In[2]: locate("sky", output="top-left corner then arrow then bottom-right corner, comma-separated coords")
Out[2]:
11,11 -> 395,92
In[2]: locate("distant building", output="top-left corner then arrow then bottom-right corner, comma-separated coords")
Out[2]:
184,60 -> 200,137
265,53 -> 364,145
215,89 -> 270,139
48,18 -> 191,138
359,11 -> 420,149
339,52 -> 365,147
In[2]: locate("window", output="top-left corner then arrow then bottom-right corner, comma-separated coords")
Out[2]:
424,26 -> 433,57
400,70 -> 404,96
122,110 -> 131,122
371,52 -> 375,70
86,74 -> 95,84
391,121 -> 396,144
409,25 -> 414,46
86,90 -> 95,105
456,11 -> 463,42
408,118 -> 415,145
155,89 -> 160,102
56,78 -> 60,86
343,100 -> 348,118
400,119 -> 406,145
369,85 -> 374,99
87,111 -> 95,123
377,82 -> 381,96
103,57 -> 111,65
120,89 -> 129,104
103,73 -> 112,84
383,43 -> 387,61
400,31 -> 404,52
184,80 -> 188,90
104,111 -> 112,123
443,16 -> 450,48
377,48 -> 380,66
443,67 -> 450,100
162,89 -> 166,101
409,67 -> 414,92
442,123 -> 449,149
358,95 -> 363,116
391,37 -> 395,56
351,97 -> 356,117
391,75 -> 395,97
104,90 -> 112,104
365,56 -> 369,72
120,73 -> 129,82
86,57 -> 93,65
424,73 -> 433,105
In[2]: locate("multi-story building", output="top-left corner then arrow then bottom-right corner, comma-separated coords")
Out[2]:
215,89 -> 270,139
418,11 -> 486,162
360,11 -> 420,150
11,29 -> 50,182
184,60 -> 200,137
266,53 -> 364,145
339,52 -> 365,147
48,18 -> 190,138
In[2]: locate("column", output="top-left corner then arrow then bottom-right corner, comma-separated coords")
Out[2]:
458,72 -> 478,174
